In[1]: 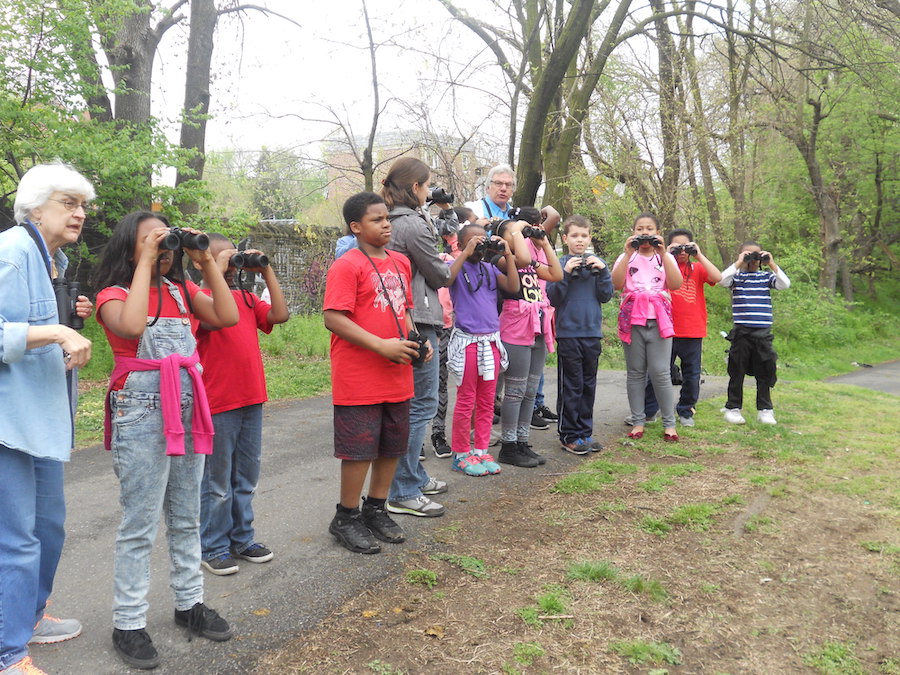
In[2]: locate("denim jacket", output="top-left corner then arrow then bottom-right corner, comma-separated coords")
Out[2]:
0,225 -> 72,461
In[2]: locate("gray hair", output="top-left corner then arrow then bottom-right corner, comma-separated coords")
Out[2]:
486,164 -> 516,186
14,163 -> 96,224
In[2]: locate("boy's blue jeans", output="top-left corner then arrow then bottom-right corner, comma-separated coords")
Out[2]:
111,390 -> 204,629
201,404 -> 263,560
645,337 -> 703,419
0,446 -> 66,670
390,326 -> 439,502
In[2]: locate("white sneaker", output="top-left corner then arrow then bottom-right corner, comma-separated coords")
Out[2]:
28,615 -> 83,644
724,408 -> 746,424
678,415 -> 695,427
757,409 -> 777,425
386,495 -> 445,517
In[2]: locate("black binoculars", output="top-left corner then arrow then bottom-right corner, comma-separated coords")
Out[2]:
230,252 -> 269,268
160,228 -> 209,251
670,244 -> 697,256
631,234 -> 660,249
744,251 -> 770,263
54,278 -> 83,330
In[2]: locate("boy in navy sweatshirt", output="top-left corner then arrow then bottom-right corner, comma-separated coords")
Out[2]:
546,216 -> 614,454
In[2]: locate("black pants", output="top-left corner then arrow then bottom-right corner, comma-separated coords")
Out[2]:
555,337 -> 603,443
725,329 -> 777,411
645,337 -> 703,419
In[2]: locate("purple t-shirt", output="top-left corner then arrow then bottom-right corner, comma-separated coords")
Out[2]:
449,260 -> 501,334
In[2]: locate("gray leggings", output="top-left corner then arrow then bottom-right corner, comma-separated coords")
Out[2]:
501,338 -> 546,442
623,321 -> 676,428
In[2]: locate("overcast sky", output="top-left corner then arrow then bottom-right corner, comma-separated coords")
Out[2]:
151,0 -> 509,158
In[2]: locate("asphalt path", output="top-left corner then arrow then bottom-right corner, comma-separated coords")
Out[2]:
825,358 -> 900,396
33,367 -> 728,674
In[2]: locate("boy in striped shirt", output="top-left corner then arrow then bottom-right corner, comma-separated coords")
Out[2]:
719,242 -> 790,425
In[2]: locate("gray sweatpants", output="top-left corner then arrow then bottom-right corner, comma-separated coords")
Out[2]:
623,321 -> 676,428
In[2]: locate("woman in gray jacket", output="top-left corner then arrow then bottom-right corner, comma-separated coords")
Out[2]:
381,157 -> 457,517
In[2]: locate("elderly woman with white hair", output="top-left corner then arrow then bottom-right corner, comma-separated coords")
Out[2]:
0,163 -> 94,675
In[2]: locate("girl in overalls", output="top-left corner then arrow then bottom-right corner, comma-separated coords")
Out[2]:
94,211 -> 239,670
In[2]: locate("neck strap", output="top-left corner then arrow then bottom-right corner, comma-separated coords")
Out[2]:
21,220 -> 53,279
358,249 -> 411,339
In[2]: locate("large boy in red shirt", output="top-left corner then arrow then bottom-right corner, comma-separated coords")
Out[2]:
196,234 -> 290,575
643,228 -> 721,426
323,192 -> 432,554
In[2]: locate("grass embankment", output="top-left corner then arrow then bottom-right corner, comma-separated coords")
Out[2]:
260,380 -> 899,674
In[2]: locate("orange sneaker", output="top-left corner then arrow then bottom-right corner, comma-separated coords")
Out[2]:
1,656 -> 48,674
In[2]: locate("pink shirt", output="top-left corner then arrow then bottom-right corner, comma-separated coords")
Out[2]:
500,239 -> 555,352
615,251 -> 674,343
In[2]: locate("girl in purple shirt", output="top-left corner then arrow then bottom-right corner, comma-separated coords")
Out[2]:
445,225 -> 519,476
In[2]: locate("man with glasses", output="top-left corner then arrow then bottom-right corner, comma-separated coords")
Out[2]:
465,165 -> 516,220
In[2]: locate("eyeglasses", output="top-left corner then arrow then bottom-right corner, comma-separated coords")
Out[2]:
490,180 -> 515,189
49,198 -> 92,213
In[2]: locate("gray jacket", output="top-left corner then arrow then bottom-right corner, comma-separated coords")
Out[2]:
386,206 -> 452,328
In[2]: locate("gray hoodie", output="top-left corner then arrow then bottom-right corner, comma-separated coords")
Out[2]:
386,206 -> 453,328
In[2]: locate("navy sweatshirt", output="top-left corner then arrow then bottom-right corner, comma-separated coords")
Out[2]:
546,254 -> 614,338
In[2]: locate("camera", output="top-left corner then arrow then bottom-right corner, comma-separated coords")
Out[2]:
54,278 -> 83,330
744,251 -> 770,263
160,227 -> 210,251
630,234 -> 660,249
406,330 -> 429,368
230,252 -> 270,268
670,243 -> 697,256
570,253 -> 601,279
427,187 -> 454,204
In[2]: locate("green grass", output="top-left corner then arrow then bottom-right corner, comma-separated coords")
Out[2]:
609,639 -> 683,666
802,641 -> 865,675
405,569 -> 438,589
431,553 -> 489,579
638,462 -> 705,492
512,641 -> 545,666
550,459 -> 638,494
566,560 -> 669,601
668,502 -> 720,531
567,560 -> 619,582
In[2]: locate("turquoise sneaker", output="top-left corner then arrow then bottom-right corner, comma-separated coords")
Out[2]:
452,451 -> 489,476
473,450 -> 501,474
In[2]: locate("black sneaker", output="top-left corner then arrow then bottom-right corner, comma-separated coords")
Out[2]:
537,405 -> 558,422
362,499 -> 405,544
113,628 -> 161,670
498,441 -> 539,468
329,507 -> 381,553
231,543 -> 273,563
529,411 -> 549,430
174,602 -> 232,642
518,440 -> 547,465
431,432 -> 452,459
201,553 -> 239,576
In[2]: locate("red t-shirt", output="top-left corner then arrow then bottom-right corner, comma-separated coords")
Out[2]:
324,248 -> 415,406
669,261 -> 714,338
95,281 -> 202,389
196,289 -> 274,415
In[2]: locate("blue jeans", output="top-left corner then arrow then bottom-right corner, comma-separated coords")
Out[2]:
389,326 -> 438,502
111,390 -> 205,630
645,337 -> 703,419
0,446 -> 66,670
201,404 -> 263,559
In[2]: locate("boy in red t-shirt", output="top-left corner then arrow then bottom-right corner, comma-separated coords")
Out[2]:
323,192 -> 431,554
195,234 -> 290,575
643,228 -> 722,426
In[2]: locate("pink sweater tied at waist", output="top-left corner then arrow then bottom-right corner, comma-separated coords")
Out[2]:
104,352 -> 215,456
617,291 -> 675,344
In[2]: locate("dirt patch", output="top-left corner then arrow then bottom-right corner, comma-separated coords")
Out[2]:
256,441 -> 899,674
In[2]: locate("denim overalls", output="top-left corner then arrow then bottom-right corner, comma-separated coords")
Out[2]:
109,280 -> 206,630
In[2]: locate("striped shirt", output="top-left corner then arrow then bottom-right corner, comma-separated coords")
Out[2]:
729,270 -> 778,327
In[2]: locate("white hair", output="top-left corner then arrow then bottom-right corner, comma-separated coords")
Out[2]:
14,163 -> 96,224
486,164 -> 516,185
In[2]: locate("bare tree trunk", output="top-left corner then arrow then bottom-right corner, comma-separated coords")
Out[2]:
176,0 -> 218,214
513,0 -> 596,205
361,0 -> 379,192
649,0 -> 681,228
